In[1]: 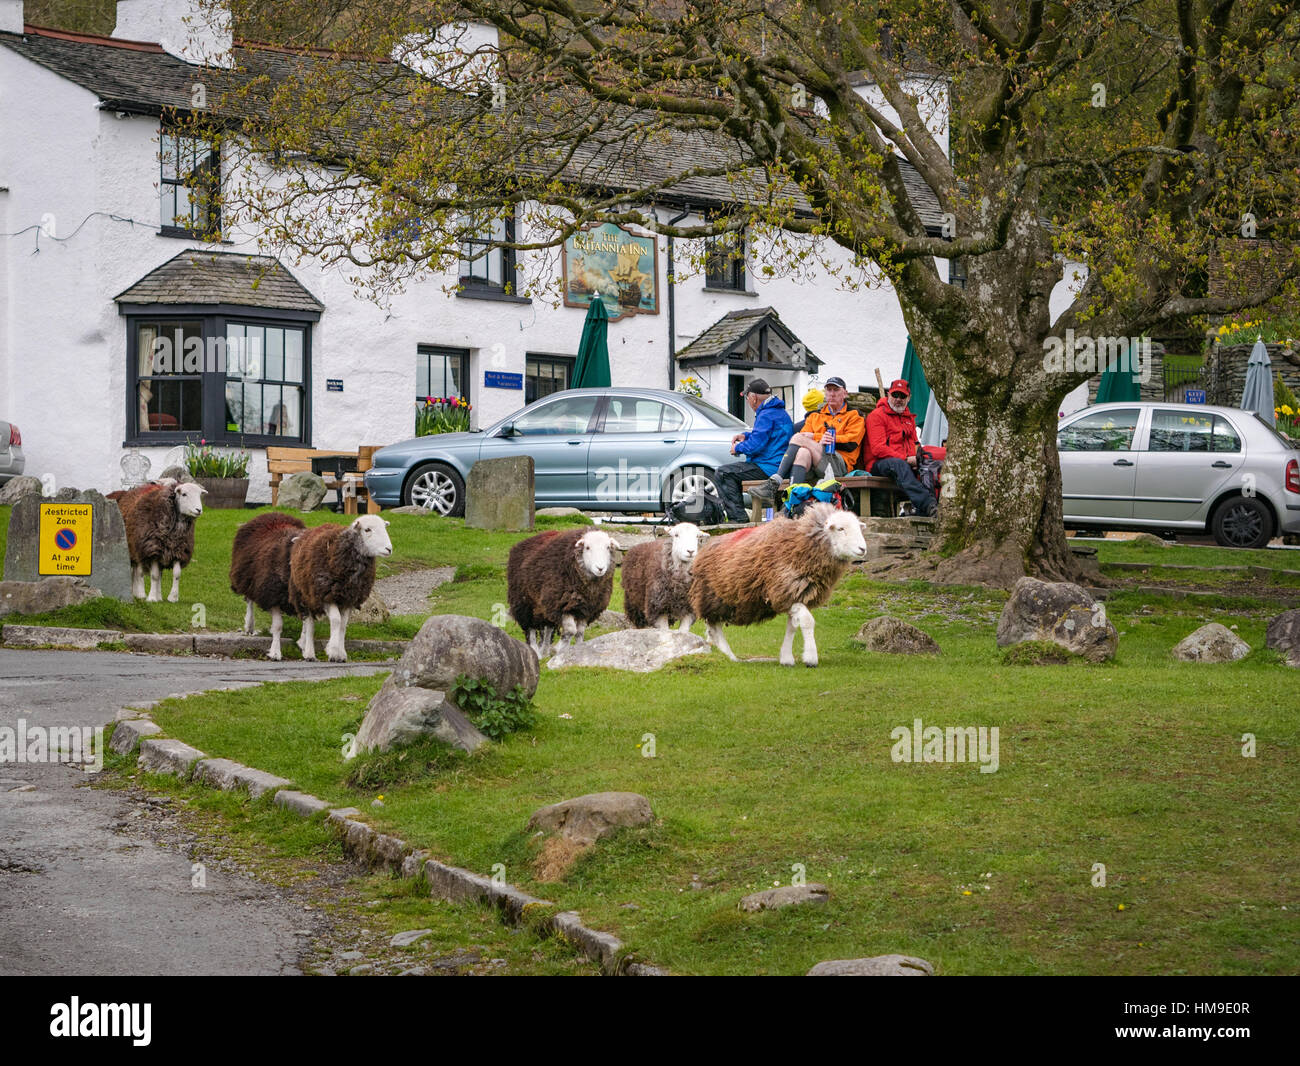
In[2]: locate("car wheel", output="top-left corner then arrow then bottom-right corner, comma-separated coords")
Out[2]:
662,465 -> 720,517
405,462 -> 465,517
1210,495 -> 1273,549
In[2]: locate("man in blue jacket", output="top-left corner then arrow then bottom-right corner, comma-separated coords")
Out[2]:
715,378 -> 794,521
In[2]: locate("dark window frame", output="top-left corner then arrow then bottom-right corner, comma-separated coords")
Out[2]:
416,346 -> 472,433
704,226 -> 748,292
459,211 -> 518,293
121,306 -> 315,448
524,353 -> 574,405
159,123 -> 221,240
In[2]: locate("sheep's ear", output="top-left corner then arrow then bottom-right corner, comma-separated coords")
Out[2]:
384,520 -> 391,528
609,538 -> 625,551
198,486 -> 208,495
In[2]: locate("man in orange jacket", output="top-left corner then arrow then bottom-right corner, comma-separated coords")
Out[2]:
753,376 -> 866,500
865,378 -> 936,516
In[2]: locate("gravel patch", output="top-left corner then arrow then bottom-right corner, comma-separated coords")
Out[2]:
374,567 -> 456,615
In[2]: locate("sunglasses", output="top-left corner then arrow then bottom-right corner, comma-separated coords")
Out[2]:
889,392 -> 908,400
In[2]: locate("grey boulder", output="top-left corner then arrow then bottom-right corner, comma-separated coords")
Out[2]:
1265,609 -> 1300,658
2,489 -> 132,602
739,884 -> 829,912
996,577 -> 1118,663
348,681 -> 489,756
1171,623 -> 1250,662
278,471 -> 328,511
548,629 -> 709,672
354,590 -> 391,625
853,616 -> 940,655
0,577 -> 101,618
807,955 -> 934,976
465,455 -> 534,531
527,791 -> 654,845
0,476 -> 42,506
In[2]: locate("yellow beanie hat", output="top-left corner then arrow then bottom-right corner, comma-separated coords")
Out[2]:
802,388 -> 825,412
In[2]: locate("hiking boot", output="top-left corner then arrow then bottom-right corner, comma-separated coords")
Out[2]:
898,501 -> 917,517
749,475 -> 782,503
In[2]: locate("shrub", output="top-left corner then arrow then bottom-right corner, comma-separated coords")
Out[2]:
451,675 -> 536,740
185,440 -> 250,478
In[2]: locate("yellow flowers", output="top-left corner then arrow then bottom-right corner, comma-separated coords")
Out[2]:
1117,903 -> 1126,911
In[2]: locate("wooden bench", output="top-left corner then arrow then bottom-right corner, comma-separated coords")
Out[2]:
266,445 -> 383,514
741,473 -> 904,522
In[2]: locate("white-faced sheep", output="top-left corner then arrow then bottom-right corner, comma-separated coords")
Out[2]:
229,512 -> 307,660
620,522 -> 709,632
288,515 -> 392,662
689,503 -> 866,666
506,527 -> 621,656
115,481 -> 206,602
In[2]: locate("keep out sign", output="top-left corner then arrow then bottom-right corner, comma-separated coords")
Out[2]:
39,503 -> 93,576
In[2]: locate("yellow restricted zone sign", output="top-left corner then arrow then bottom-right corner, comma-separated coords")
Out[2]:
39,503 -> 93,576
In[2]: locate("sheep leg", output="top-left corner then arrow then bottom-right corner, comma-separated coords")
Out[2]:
678,613 -> 694,633
167,562 -> 182,603
706,622 -> 738,662
268,608 -> 284,661
242,599 -> 256,635
131,563 -> 146,600
655,617 -> 671,632
298,615 -> 316,660
575,620 -> 588,645
325,604 -> 347,662
146,561 -> 162,602
793,603 -> 818,667
779,613 -> 798,667
553,615 -> 578,656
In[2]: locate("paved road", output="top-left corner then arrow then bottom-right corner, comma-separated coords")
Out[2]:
0,649 -> 385,976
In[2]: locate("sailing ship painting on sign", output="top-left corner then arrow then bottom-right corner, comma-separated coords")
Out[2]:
562,222 -> 660,319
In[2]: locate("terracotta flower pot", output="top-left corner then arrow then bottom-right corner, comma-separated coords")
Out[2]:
194,476 -> 249,509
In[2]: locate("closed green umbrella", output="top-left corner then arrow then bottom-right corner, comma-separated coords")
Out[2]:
572,298 -> 611,389
1095,344 -> 1142,403
900,336 -> 932,428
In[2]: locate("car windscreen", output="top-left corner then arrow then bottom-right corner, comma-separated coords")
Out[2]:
677,395 -> 747,428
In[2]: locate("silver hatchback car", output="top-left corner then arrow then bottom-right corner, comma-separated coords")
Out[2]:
1057,402 -> 1300,547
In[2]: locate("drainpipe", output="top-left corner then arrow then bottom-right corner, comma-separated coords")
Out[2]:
665,204 -> 691,388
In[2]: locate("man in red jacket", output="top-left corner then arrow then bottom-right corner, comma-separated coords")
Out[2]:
865,379 -> 936,517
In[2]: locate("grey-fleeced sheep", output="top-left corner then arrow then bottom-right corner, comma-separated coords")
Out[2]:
620,522 -> 709,631
229,511 -> 307,660
689,503 -> 866,666
287,515 -> 393,662
116,481 -> 206,602
506,527 -> 621,656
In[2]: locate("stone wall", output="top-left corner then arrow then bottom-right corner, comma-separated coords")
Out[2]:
1197,342 -> 1300,407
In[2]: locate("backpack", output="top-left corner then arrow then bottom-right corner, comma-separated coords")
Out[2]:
668,491 -> 725,525
783,478 -> 845,519
916,449 -> 944,501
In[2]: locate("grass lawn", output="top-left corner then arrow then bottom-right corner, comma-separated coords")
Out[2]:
62,506 -> 1297,976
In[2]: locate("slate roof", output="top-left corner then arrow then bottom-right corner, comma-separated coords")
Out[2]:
675,307 -> 821,370
114,249 -> 324,312
0,24 -> 946,230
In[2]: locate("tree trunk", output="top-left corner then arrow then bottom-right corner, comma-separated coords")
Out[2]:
929,374 -> 1084,586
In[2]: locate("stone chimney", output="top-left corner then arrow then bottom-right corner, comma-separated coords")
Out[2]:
0,1 -> 24,36
113,0 -> 232,68
392,21 -> 498,91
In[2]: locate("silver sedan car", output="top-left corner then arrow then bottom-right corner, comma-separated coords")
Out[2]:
0,419 -> 24,484
365,388 -> 744,516
1057,402 -> 1300,547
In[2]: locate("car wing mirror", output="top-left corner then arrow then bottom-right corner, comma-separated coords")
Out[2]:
498,422 -> 517,438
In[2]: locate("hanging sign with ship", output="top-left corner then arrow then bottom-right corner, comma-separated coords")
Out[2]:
562,222 -> 660,319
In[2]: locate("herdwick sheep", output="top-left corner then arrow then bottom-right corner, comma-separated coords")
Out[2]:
621,522 -> 709,632
506,528 -> 622,656
689,502 -> 866,666
229,511 -> 307,660
116,481 -> 206,602
288,515 -> 392,662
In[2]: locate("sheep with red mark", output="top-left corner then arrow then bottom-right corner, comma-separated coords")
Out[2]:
288,515 -> 392,662
506,527 -> 621,656
689,503 -> 866,666
229,512 -> 307,660
116,481 -> 206,602
620,522 -> 709,632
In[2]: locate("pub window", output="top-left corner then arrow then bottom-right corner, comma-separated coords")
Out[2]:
225,323 -> 306,438
525,354 -> 572,405
160,126 -> 220,238
459,211 -> 517,291
705,228 -> 747,292
416,345 -> 470,403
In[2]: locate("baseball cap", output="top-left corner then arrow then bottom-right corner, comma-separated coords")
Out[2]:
824,376 -> 847,390
744,378 -> 772,395
889,378 -> 911,397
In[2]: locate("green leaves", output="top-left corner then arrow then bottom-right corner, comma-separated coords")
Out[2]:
450,674 -> 536,741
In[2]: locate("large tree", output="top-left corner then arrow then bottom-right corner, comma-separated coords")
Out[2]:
203,0 -> 1300,584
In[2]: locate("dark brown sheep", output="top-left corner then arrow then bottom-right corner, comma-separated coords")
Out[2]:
230,511 -> 307,660
689,503 -> 867,666
117,481 -> 205,602
620,522 -> 708,631
288,515 -> 392,662
506,527 -> 621,656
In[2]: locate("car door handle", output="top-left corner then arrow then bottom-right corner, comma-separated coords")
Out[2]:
661,438 -> 678,444
567,439 -> 584,445
1113,459 -> 1134,466
1212,460 -> 1232,468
